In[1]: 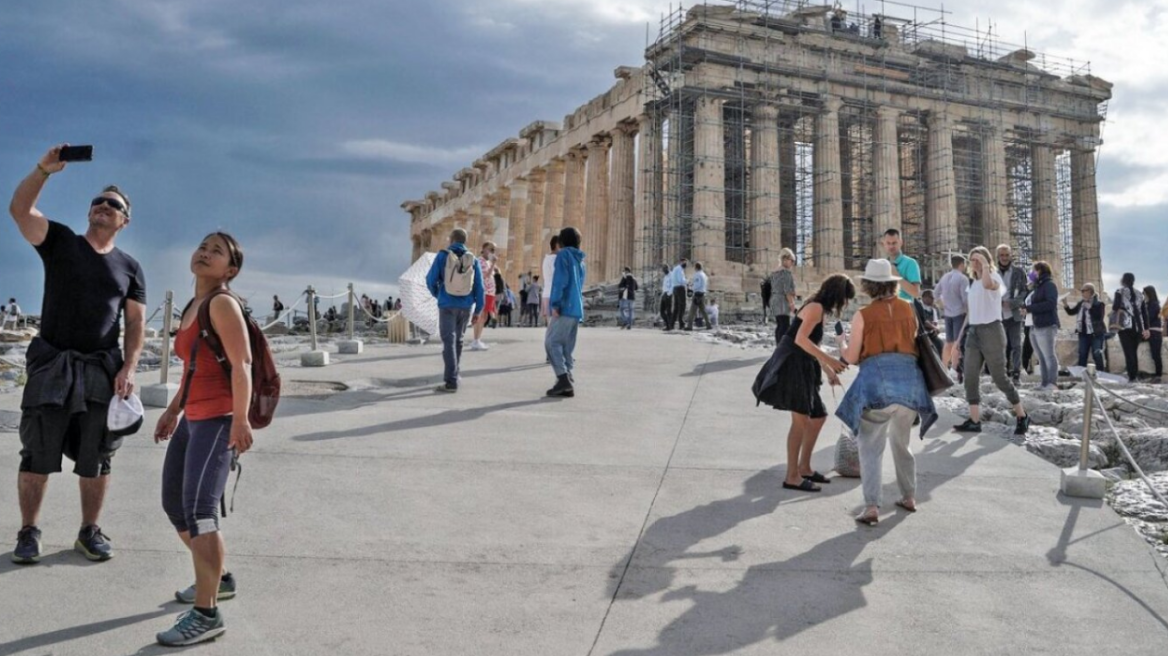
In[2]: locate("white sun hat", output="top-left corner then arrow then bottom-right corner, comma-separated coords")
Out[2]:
107,393 -> 145,437
860,259 -> 902,283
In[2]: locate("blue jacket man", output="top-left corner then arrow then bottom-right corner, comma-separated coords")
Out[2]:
549,246 -> 586,320
546,227 -> 586,398
425,230 -> 485,392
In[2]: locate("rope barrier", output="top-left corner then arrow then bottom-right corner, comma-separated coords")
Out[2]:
259,293 -> 308,331
1085,376 -> 1168,512
1089,378 -> 1168,418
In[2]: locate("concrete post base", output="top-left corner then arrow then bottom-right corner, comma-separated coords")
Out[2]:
1060,467 -> 1107,499
141,382 -> 180,408
301,350 -> 330,367
338,340 -> 364,355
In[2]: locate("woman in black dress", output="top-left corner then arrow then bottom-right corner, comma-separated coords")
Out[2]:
762,274 -> 855,492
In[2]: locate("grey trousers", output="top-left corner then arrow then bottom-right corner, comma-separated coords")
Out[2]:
686,292 -> 710,329
964,321 -> 1021,406
857,404 -> 917,508
1003,317 -> 1024,377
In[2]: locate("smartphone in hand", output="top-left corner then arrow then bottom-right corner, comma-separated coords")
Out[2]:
58,145 -> 94,162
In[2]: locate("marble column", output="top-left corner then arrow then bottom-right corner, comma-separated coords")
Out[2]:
584,136 -> 611,281
1032,143 -> 1063,286
1071,149 -> 1102,289
693,95 -> 727,279
813,96 -> 844,271
982,127 -> 1011,250
478,195 -> 496,247
873,106 -> 903,245
663,112 -> 683,265
505,180 -> 529,286
494,187 -> 512,268
562,147 -> 587,232
411,235 -> 422,262
926,111 -> 958,254
635,113 -> 662,274
467,201 -> 484,247
421,228 -> 432,253
523,168 -> 547,281
542,158 -> 566,247
749,103 -> 781,272
778,116 -> 798,257
607,122 -> 637,281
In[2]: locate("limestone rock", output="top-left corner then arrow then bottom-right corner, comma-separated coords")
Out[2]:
264,323 -> 291,336
1109,472 -> 1168,522
1124,428 -> 1168,473
1025,431 -> 1108,469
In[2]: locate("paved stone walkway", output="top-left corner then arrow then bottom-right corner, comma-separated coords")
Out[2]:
0,328 -> 1166,655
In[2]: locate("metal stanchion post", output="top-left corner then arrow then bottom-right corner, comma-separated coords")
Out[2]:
301,286 -> 329,366
348,283 -> 356,341
1080,363 -> 1096,471
142,290 -> 179,407
1060,362 -> 1106,498
308,286 -> 318,351
339,282 -> 364,354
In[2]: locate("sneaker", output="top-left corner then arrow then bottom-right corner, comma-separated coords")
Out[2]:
156,609 -> 226,647
12,525 -> 42,564
546,374 -> 575,398
954,419 -> 982,433
75,524 -> 113,561
469,340 -> 488,351
435,383 -> 457,393
1014,415 -> 1031,436
176,573 -> 237,604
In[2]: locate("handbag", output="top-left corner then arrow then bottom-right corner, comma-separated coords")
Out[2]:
913,300 -> 953,396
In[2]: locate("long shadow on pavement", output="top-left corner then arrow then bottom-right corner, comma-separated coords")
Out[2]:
680,357 -> 769,378
292,397 -> 555,441
0,605 -> 177,655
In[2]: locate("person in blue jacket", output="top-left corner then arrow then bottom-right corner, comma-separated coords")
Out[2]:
426,228 -> 484,393
546,226 -> 586,398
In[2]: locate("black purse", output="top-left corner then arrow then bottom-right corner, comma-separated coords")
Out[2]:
913,299 -> 954,396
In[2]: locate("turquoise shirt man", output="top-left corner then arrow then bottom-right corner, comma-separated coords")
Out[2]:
881,228 -> 921,302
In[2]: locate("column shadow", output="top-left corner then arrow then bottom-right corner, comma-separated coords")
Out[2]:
292,397 -> 554,441
0,605 -> 177,654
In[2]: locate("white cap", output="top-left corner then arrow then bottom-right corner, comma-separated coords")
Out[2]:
107,393 -> 145,437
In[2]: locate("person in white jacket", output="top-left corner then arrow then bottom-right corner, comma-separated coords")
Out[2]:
541,234 -> 560,324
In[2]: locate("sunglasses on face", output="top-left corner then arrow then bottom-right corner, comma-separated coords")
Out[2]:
91,196 -> 127,213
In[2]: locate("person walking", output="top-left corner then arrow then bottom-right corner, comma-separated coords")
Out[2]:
426,228 -> 484,393
996,244 -> 1029,383
685,262 -> 713,331
954,247 -> 1030,435
469,242 -> 497,351
546,227 -> 586,398
935,255 -> 968,370
1114,273 -> 1145,383
658,265 -> 673,329
754,274 -> 854,493
770,249 -> 798,342
9,145 -> 147,565
1142,286 -> 1163,383
882,228 -> 921,301
667,257 -> 688,331
1064,283 -> 1106,370
525,276 -> 542,327
617,267 -> 638,330
1024,261 -> 1061,390
152,232 -> 253,646
837,259 -> 937,526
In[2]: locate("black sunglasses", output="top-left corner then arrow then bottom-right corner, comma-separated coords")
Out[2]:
91,196 -> 127,213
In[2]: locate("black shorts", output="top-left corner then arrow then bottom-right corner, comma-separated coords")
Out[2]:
19,403 -> 119,477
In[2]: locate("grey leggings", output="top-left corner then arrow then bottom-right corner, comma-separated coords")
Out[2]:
162,416 -> 233,538
964,322 -> 1021,406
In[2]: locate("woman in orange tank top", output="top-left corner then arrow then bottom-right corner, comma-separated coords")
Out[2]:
151,232 -> 253,646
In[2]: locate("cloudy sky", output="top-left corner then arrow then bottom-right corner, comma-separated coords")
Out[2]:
2,0 -> 1165,316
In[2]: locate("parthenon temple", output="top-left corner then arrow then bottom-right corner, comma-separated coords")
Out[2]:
403,0 -> 1112,304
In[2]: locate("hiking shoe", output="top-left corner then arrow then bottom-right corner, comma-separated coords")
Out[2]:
1015,415 -> 1031,436
435,383 -> 457,393
12,525 -> 42,564
75,525 -> 114,561
176,573 -> 237,604
954,419 -> 982,433
546,374 -> 574,398
469,340 -> 488,351
156,609 -> 226,646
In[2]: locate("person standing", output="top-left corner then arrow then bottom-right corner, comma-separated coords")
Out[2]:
838,259 -> 937,526
658,265 -> 672,329
769,248 -> 797,342
706,297 -> 720,329
270,295 -> 284,326
919,289 -> 944,357
667,257 -> 689,331
617,267 -> 638,330
954,247 -> 1030,435
1064,283 -> 1106,370
881,228 -> 921,301
685,262 -> 712,331
935,255 -> 968,370
425,229 -> 484,393
541,235 -> 560,324
469,242 -> 497,351
1024,261 -> 1061,390
152,232 -> 252,646
525,276 -> 542,327
996,244 -> 1029,383
9,145 -> 147,564
1,297 -> 22,330
1142,286 -> 1163,383
546,227 -> 586,398
754,274 -> 854,493
1114,273 -> 1145,383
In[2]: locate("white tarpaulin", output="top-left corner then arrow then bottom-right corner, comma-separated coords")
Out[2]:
399,253 -> 439,336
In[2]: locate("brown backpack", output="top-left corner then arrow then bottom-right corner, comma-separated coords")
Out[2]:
179,289 -> 281,429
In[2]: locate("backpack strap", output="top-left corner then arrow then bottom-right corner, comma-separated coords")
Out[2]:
197,288 -> 238,378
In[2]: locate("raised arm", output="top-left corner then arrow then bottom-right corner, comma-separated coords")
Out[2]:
9,145 -> 67,246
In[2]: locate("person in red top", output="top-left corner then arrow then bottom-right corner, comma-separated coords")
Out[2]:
152,232 -> 254,646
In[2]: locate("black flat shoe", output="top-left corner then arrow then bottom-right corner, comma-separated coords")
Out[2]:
782,479 -> 822,493
802,471 -> 831,484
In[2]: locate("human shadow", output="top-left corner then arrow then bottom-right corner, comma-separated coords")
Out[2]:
680,357 -> 768,378
0,604 -> 177,654
292,397 -> 553,441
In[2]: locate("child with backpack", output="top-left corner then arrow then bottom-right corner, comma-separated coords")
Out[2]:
152,232 -> 280,646
426,228 -> 485,393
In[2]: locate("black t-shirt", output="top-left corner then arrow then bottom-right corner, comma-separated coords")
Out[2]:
35,221 -> 147,353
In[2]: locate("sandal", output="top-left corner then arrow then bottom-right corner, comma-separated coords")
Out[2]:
802,471 -> 831,485
782,479 -> 822,493
855,511 -> 879,526
894,499 -> 917,513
